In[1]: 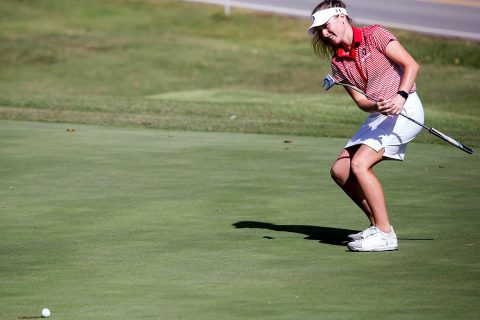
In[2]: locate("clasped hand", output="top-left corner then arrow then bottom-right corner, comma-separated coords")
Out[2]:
376,95 -> 405,116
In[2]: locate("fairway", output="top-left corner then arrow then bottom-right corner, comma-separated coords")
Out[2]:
1,120 -> 479,319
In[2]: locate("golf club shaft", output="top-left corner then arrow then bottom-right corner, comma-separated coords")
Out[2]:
332,82 -> 474,154
336,82 -> 429,129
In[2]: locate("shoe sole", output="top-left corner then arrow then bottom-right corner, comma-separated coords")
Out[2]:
348,245 -> 398,252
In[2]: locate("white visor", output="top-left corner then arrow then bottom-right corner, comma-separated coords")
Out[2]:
307,7 -> 348,36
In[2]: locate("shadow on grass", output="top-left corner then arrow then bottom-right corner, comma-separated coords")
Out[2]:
233,221 -> 359,246
233,221 -> 435,247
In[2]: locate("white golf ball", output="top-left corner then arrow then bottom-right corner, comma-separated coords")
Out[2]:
41,308 -> 51,318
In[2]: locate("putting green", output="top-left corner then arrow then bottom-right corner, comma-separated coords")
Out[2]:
1,120 -> 478,319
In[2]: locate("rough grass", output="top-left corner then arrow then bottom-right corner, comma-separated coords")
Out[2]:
0,0 -> 479,147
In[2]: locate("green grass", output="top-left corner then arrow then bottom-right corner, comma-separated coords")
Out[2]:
1,1 -> 479,319
1,120 -> 479,319
0,0 -> 479,147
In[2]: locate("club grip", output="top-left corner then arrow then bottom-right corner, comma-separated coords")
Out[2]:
429,128 -> 474,154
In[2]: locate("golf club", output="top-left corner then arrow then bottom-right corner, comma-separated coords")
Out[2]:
323,74 -> 474,154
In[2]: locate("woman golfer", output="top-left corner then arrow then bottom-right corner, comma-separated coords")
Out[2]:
308,0 -> 424,251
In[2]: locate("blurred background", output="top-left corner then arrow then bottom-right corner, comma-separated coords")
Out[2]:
0,0 -> 479,143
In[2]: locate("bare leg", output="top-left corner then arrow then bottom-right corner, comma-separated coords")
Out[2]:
330,147 -> 375,225
350,145 -> 391,233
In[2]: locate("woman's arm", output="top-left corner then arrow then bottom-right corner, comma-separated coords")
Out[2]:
342,40 -> 419,115
379,40 -> 420,115
344,86 -> 378,113
386,40 -> 420,94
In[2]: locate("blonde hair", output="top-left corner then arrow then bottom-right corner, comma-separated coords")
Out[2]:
311,0 -> 352,60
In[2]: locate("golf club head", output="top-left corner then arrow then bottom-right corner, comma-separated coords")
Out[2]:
323,74 -> 335,91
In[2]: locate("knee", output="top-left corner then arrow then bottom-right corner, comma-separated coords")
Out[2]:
330,163 -> 348,186
350,158 -> 369,177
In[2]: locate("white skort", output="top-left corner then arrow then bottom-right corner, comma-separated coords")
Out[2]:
345,92 -> 424,160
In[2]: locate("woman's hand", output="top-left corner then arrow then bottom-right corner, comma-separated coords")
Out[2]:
376,95 -> 406,115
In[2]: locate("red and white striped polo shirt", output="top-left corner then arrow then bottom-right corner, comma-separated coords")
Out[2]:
331,25 -> 416,101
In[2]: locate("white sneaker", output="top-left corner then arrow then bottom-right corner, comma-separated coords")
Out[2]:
347,226 -> 398,252
347,225 -> 375,242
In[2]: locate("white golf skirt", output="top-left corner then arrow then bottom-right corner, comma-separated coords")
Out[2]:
345,92 -> 424,161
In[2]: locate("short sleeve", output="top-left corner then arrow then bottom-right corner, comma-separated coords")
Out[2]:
369,25 -> 397,54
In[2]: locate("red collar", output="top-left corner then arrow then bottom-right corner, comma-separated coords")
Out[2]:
336,26 -> 362,59
335,26 -> 367,82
